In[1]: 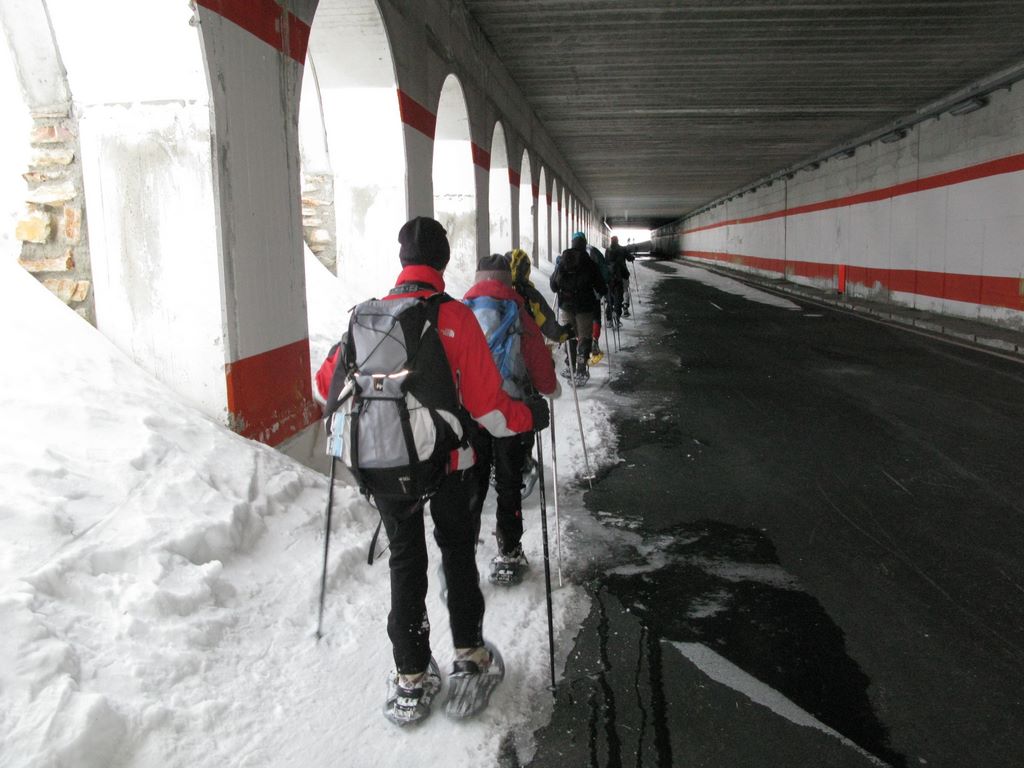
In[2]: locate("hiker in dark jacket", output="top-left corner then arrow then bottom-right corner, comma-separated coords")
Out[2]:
549,232 -> 606,384
604,236 -> 634,325
465,254 -> 559,585
314,217 -> 550,726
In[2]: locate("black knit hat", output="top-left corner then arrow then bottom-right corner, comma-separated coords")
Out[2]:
398,216 -> 451,271
474,253 -> 512,285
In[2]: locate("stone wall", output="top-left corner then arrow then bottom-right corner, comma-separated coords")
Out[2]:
301,172 -> 336,274
16,111 -> 93,324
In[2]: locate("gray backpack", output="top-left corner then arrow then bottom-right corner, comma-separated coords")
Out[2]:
323,290 -> 470,499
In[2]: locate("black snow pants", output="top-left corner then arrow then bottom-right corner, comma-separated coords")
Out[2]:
375,464 -> 488,674
474,433 -> 529,556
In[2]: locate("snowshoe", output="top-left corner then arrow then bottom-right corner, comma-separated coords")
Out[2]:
383,658 -> 442,726
574,368 -> 591,387
520,455 -> 539,499
444,643 -> 505,719
489,546 -> 528,586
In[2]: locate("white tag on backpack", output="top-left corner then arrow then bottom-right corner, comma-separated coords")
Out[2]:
326,411 -> 345,459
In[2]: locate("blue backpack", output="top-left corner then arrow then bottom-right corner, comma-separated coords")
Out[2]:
464,295 -> 529,398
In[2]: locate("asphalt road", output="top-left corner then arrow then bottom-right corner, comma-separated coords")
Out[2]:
524,263 -> 1024,768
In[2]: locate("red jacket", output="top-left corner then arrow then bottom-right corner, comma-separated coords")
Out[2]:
463,279 -> 558,397
315,266 -> 535,468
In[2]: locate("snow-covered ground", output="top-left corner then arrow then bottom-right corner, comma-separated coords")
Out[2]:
670,261 -> 801,311
0,250 -> 632,768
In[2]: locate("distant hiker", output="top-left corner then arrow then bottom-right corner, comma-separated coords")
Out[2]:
550,232 -> 607,385
604,236 -> 634,325
464,254 -> 559,586
506,248 -> 572,344
315,217 -> 550,726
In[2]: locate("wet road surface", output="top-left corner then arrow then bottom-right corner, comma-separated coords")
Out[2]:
524,263 -> 1024,768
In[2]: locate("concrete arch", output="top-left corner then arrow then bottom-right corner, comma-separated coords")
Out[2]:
433,73 -> 477,296
488,121 -> 511,255
563,191 -> 571,248
8,1 -> 320,447
518,148 -> 534,260
4,1 -> 595,451
552,180 -> 562,254
304,0 -> 405,297
537,166 -> 550,262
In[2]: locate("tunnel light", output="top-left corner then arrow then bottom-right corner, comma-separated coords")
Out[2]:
880,129 -> 908,143
948,96 -> 988,116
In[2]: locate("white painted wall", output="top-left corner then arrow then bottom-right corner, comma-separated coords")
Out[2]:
79,104 -> 226,415
538,167 -> 550,262
678,82 -> 1024,328
200,13 -> 308,363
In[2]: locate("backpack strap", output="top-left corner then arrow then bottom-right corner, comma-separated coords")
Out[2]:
388,281 -> 437,296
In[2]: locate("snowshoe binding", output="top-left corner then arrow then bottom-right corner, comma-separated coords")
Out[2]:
444,643 -> 505,720
383,658 -> 442,727
489,545 -> 528,586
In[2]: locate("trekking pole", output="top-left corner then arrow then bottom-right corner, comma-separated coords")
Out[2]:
315,458 -> 338,640
630,260 -> 643,307
548,396 -> 563,586
563,343 -> 594,488
603,315 -> 612,373
535,430 -> 558,695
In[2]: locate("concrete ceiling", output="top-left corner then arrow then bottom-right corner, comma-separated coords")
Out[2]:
461,0 -> 1024,229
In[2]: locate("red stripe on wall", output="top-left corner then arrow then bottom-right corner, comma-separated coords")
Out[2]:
397,90 -> 436,139
532,183 -> 540,199
286,13 -> 311,64
472,143 -> 490,170
683,250 -> 1024,311
683,152 -> 1024,236
225,339 -> 321,446
196,0 -> 308,64
508,169 -> 521,187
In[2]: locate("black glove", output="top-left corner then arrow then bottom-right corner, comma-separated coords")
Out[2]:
526,396 -> 550,432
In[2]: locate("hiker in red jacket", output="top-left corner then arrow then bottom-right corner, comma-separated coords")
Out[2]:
463,254 -> 559,585
315,217 -> 549,726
